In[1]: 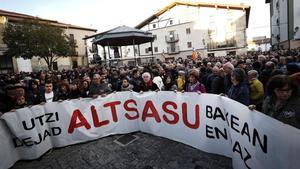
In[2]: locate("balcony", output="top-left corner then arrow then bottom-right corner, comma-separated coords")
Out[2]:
0,44 -> 7,55
165,34 -> 179,43
207,38 -> 237,50
167,45 -> 180,54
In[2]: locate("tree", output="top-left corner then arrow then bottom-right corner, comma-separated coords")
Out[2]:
3,19 -> 77,70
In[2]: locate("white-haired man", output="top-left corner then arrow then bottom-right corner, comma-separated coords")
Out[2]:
88,74 -> 112,98
223,62 -> 234,94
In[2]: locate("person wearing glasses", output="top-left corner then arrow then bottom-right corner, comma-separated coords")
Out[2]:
262,75 -> 300,129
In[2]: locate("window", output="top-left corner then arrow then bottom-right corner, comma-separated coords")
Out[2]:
69,34 -> 75,40
72,61 -> 78,68
154,47 -> 158,52
145,48 -> 149,53
153,24 -> 156,29
53,62 -> 58,70
169,31 -> 175,38
153,34 -> 157,40
276,1 -> 279,9
186,28 -> 191,34
228,51 -> 236,55
169,20 -> 173,25
208,53 -> 215,57
187,42 -> 192,48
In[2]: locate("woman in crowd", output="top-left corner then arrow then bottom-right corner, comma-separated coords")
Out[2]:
262,75 -> 300,128
152,69 -> 164,90
80,80 -> 90,98
69,80 -> 81,99
56,82 -> 70,101
140,72 -> 159,92
120,78 -> 134,91
185,69 -> 206,93
161,75 -> 177,91
26,80 -> 43,105
227,68 -> 250,106
12,83 -> 27,109
177,70 -> 186,92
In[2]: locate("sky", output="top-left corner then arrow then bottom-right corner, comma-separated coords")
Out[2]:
0,0 -> 270,39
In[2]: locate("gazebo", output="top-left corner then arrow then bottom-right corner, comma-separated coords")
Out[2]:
85,25 -> 154,66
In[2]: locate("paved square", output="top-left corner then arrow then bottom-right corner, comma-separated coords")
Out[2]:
12,132 -> 232,169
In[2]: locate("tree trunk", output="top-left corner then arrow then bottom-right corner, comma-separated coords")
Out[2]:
43,57 -> 52,71
48,63 -> 52,71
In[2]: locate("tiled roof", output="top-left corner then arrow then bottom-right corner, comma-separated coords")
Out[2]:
0,9 -> 97,32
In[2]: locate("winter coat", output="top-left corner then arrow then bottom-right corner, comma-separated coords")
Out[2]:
121,84 -> 134,91
88,83 -> 112,96
153,76 -> 164,90
211,76 -> 225,94
227,81 -> 250,106
263,96 -> 300,129
130,77 -> 143,92
140,81 -> 159,92
185,81 -> 206,93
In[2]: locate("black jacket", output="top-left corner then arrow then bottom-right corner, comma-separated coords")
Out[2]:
41,91 -> 59,103
140,81 -> 159,92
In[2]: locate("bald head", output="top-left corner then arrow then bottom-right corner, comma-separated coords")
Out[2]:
223,62 -> 234,75
93,74 -> 101,85
212,66 -> 220,75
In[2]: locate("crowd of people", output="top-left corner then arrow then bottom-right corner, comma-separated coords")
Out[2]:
0,51 -> 299,128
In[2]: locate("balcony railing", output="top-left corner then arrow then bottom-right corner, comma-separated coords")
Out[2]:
167,45 -> 180,54
0,44 -> 7,55
207,38 -> 237,50
165,34 -> 179,43
0,44 -> 7,50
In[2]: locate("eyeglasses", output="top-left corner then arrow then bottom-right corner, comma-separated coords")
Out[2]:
275,88 -> 292,93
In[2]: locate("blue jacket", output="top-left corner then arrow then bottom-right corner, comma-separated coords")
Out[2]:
227,81 -> 250,106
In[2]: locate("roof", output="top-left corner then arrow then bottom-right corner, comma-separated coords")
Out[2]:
91,25 -> 154,46
135,1 -> 251,29
0,9 -> 97,32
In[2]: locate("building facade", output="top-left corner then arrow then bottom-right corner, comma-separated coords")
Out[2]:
247,36 -> 271,52
266,0 -> 300,49
135,2 -> 250,61
0,9 -> 96,73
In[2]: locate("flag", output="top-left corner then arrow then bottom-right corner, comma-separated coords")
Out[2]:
192,49 -> 198,61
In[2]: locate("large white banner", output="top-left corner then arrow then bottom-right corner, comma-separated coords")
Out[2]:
1,92 -> 300,169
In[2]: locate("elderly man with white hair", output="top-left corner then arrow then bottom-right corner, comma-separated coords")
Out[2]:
223,62 -> 234,94
88,74 -> 112,98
